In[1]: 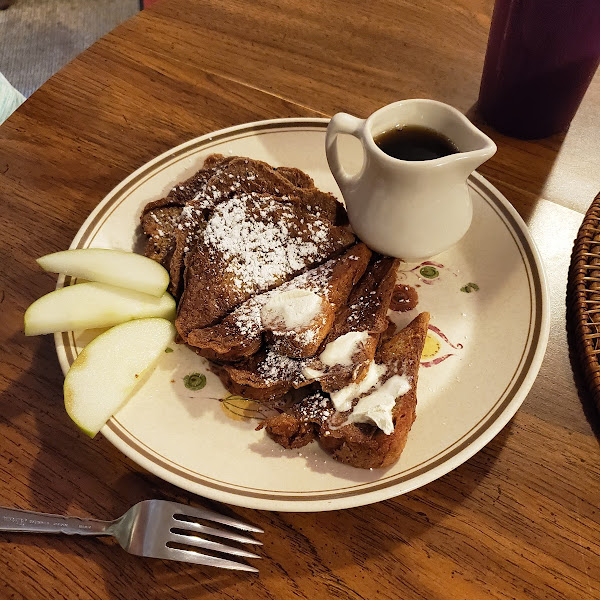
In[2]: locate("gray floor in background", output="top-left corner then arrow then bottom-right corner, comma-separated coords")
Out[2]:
0,0 -> 139,97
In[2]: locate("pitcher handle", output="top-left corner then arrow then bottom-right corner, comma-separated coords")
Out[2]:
326,113 -> 366,192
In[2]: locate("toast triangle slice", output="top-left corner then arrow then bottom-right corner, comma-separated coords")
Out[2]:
176,192 -> 355,339
318,312 -> 430,468
141,154 -> 345,297
187,243 -> 371,361
262,312 -> 430,468
219,255 -> 399,401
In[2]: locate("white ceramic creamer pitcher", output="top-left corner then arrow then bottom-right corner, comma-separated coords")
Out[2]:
326,99 -> 497,260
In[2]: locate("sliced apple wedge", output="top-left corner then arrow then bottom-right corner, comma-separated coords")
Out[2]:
37,249 -> 169,297
64,318 -> 176,437
24,282 -> 176,336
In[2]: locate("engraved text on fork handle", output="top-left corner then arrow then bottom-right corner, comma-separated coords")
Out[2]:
0,506 -> 113,536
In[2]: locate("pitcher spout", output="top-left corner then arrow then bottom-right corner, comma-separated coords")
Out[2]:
426,101 -> 497,174
454,143 -> 497,177
451,121 -> 497,176
366,99 -> 497,173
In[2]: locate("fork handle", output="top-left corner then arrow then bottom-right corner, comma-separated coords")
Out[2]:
0,506 -> 112,536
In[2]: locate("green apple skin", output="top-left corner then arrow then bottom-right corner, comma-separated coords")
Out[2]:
37,249 -> 169,297
64,318 -> 176,437
24,282 -> 176,336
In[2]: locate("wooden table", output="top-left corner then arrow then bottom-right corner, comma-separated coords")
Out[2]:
1,1 -> 598,598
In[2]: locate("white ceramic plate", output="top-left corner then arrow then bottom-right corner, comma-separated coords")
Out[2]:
55,118 -> 549,512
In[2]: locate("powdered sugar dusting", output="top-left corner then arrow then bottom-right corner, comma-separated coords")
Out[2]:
294,391 -> 334,423
202,194 -> 330,294
221,256 -> 336,345
256,349 -> 307,385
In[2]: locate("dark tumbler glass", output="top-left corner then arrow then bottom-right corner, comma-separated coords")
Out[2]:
478,0 -> 600,139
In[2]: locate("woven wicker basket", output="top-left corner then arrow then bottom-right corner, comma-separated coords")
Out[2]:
567,192 -> 600,411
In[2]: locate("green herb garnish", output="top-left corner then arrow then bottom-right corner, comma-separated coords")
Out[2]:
184,372 -> 206,390
420,265 -> 439,279
460,282 -> 480,293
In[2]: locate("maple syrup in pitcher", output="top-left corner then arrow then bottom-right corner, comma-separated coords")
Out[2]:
374,125 -> 459,161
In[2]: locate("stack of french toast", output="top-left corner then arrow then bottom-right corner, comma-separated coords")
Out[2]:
142,154 -> 429,469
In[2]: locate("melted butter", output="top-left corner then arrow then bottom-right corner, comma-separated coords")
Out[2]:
261,289 -> 322,329
301,366 -> 324,380
343,374 -> 410,434
329,362 -> 386,412
319,331 -> 369,367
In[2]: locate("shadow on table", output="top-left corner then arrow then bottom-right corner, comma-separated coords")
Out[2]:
98,428 -> 515,599
253,424 -> 513,586
0,332 -> 262,597
0,328 -> 513,599
0,332 -> 145,516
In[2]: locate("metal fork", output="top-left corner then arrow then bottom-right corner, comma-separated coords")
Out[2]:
0,500 -> 263,572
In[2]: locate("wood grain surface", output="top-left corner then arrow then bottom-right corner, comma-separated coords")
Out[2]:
1,0 -> 599,598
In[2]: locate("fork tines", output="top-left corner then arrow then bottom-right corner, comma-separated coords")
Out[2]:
172,503 -> 264,534
166,502 -> 263,572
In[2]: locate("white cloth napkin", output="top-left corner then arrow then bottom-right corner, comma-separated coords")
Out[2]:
0,71 -> 25,124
